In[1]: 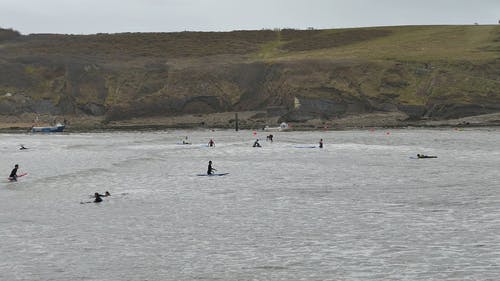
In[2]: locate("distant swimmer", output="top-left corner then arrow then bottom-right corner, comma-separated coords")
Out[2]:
253,139 -> 261,147
319,139 -> 323,148
93,191 -> 111,197
266,134 -> 274,142
81,191 -> 111,204
207,160 -> 216,175
208,139 -> 215,147
94,192 -> 103,203
8,164 -> 19,181
19,145 -> 28,150
417,154 -> 437,159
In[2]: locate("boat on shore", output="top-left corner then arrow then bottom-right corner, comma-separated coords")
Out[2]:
264,122 -> 290,132
31,123 -> 65,133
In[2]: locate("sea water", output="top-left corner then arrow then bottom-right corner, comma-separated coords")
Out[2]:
0,129 -> 499,280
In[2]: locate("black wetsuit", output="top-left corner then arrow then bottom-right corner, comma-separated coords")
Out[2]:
9,167 -> 18,181
207,164 -> 214,175
319,141 -> 323,148
418,155 -> 437,159
94,195 -> 103,203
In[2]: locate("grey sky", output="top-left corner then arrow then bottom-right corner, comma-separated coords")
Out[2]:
1,0 -> 499,34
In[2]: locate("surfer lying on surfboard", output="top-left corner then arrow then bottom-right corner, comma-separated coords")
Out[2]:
417,154 -> 437,159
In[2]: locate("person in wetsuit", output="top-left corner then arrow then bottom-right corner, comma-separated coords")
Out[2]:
97,191 -> 111,197
319,139 -> 324,148
9,164 -> 19,181
208,139 -> 215,147
19,145 -> 28,150
417,154 -> 437,159
94,192 -> 103,203
207,160 -> 216,175
253,139 -> 261,147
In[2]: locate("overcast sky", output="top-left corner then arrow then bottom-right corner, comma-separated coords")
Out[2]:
1,0 -> 499,34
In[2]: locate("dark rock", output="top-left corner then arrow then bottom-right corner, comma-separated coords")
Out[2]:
31,99 -> 60,114
398,105 -> 427,120
425,103 -> 500,119
182,96 -> 229,114
279,110 -> 316,122
266,106 -> 288,117
78,103 -> 106,116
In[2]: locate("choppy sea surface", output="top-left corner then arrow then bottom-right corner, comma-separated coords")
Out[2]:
0,128 -> 499,280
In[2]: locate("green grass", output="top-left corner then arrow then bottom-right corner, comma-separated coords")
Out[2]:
259,25 -> 500,63
2,25 -> 500,115
5,25 -> 500,64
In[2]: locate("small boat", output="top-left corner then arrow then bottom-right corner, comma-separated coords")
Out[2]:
31,123 -> 65,133
264,122 -> 289,132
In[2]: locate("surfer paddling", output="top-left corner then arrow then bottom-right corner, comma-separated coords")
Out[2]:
417,154 -> 437,159
81,191 -> 110,204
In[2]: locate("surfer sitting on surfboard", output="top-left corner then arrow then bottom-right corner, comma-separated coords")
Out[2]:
253,139 -> 261,147
207,160 -> 216,175
208,139 -> 215,147
9,164 -> 19,181
94,192 -> 103,203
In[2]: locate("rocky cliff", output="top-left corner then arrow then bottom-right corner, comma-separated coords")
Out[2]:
1,25 -> 499,128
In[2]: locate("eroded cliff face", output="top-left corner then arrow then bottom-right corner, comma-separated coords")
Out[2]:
1,26 -> 499,124
2,58 -> 499,122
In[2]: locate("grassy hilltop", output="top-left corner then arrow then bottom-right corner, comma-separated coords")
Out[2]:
0,25 -> 499,128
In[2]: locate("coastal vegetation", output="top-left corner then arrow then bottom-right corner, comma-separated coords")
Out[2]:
0,25 -> 499,129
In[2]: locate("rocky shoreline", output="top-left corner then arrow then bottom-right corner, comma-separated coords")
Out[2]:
1,111 -> 499,133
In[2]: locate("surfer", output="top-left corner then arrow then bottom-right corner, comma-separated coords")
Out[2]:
207,160 -> 216,175
94,192 -> 103,203
253,139 -> 261,147
81,191 -> 109,204
417,154 -> 437,159
319,139 -> 324,148
182,136 -> 190,144
19,145 -> 28,150
95,191 -> 111,197
208,139 -> 215,147
266,134 -> 273,142
8,164 -> 19,181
